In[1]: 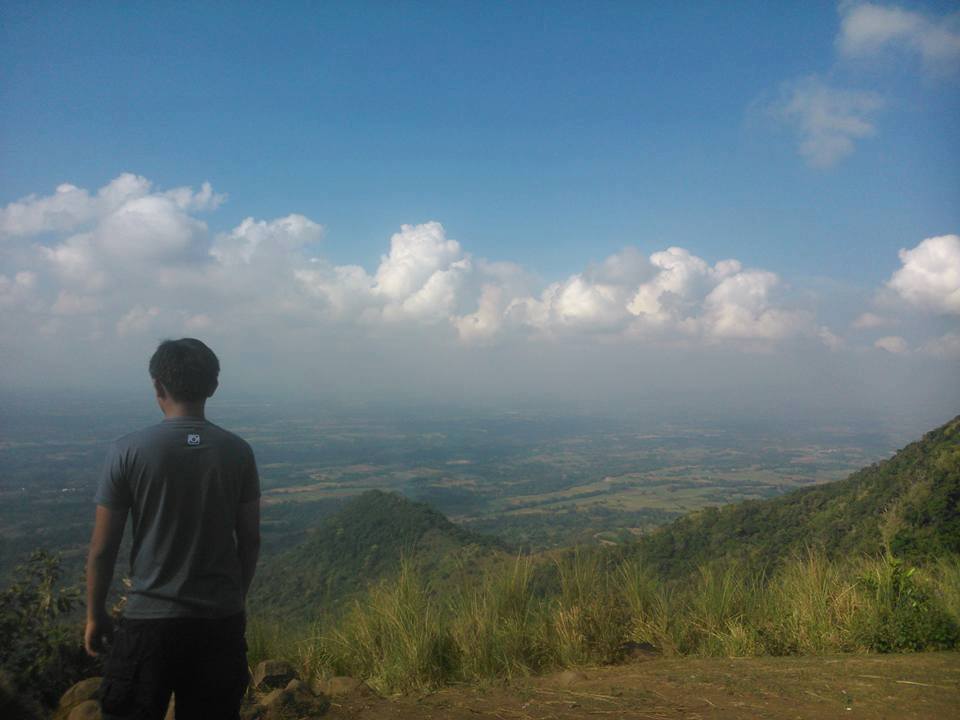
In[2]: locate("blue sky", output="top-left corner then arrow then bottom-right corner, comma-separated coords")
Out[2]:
1,1 -> 958,424
3,1 -> 956,277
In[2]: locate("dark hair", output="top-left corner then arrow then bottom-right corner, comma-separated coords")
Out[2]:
148,338 -> 220,402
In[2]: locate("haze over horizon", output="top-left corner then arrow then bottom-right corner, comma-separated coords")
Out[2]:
2,2 -> 958,428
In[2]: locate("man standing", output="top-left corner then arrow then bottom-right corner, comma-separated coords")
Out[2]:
85,339 -> 261,720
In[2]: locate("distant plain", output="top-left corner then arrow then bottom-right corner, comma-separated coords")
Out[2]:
0,394 -> 917,581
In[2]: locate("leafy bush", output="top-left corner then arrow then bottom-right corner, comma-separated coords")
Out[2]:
853,555 -> 960,652
0,550 -> 97,707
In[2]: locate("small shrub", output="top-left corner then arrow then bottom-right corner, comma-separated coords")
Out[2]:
0,551 -> 97,707
853,555 -> 960,652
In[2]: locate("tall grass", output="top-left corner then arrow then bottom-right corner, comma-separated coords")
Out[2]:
762,550 -> 861,654
619,559 -> 681,655
309,558 -> 458,693
449,555 -> 552,680
552,549 -> 626,666
250,550 -> 960,694
933,555 -> 960,626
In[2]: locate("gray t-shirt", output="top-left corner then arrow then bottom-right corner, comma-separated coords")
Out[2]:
94,417 -> 260,619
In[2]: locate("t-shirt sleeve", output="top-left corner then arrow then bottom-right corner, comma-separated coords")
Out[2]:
239,443 -> 261,504
93,441 -> 133,510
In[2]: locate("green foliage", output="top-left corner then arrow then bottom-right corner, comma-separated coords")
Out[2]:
852,555 -> 960,652
0,550 -> 97,707
249,490 -> 502,618
630,416 -> 960,576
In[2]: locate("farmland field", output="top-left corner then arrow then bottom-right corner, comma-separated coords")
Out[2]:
0,393 -> 908,579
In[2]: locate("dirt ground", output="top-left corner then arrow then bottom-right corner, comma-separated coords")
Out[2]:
325,652 -> 960,720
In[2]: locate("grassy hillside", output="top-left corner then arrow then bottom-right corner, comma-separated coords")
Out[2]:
250,490 -> 503,617
629,414 -> 960,576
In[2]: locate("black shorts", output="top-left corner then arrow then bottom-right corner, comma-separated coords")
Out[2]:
98,613 -> 249,720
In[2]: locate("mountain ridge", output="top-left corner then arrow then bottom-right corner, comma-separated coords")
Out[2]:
250,489 -> 504,616
629,414 -> 960,575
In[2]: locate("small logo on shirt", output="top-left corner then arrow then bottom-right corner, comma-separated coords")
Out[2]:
186,434 -> 201,446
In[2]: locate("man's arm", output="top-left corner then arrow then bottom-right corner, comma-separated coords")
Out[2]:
85,504 -> 127,656
236,498 -> 261,599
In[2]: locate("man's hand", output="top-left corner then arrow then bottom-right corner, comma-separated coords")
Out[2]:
85,505 -> 127,657
85,610 -> 114,657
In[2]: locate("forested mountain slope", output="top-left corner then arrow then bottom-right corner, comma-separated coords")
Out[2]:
630,414 -> 960,575
250,490 -> 502,617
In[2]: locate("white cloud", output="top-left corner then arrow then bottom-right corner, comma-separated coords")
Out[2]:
773,77 -> 884,168
96,195 -> 207,261
817,326 -> 845,350
874,335 -> 909,354
701,270 -> 810,340
0,174 -> 150,238
627,247 -> 736,327
919,332 -> 960,358
838,2 -> 960,72
0,174 -> 223,239
0,172 -> 879,374
41,233 -> 107,292
496,246 -> 812,344
852,311 -> 891,328
184,313 -> 213,331
116,305 -> 161,336
373,222 -> 463,301
163,182 -> 227,212
211,214 -> 322,266
887,234 -> 960,314
51,290 -> 101,316
454,285 -> 506,344
0,271 -> 37,308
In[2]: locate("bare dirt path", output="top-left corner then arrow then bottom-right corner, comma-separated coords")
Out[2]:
326,652 -> 960,720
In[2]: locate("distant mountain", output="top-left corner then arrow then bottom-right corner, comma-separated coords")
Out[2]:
631,414 -> 960,575
250,490 -> 502,617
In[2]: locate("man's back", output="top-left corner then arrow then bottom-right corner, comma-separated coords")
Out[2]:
96,417 -> 259,618
85,338 -> 260,720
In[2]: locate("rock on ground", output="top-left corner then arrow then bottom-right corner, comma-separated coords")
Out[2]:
67,700 -> 100,720
251,660 -> 298,691
53,677 -> 102,720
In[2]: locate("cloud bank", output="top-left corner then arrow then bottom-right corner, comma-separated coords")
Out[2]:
0,175 -> 957,416
0,175 -> 835,353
